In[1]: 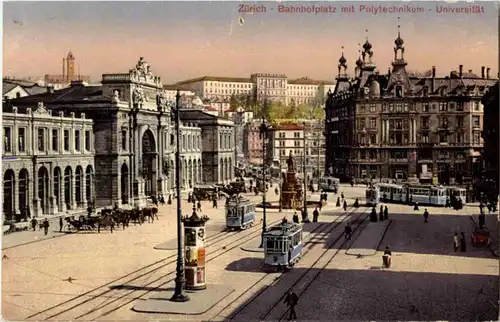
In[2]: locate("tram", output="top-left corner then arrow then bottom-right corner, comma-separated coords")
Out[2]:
319,176 -> 340,193
225,195 -> 256,230
447,187 -> 467,205
263,221 -> 303,271
365,185 -> 380,206
374,183 -> 447,206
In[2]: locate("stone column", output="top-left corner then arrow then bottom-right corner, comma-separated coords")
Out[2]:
33,167 -> 41,217
12,177 -> 18,215
81,170 -> 87,209
60,174 -> 66,212
413,119 -> 417,143
71,173 -> 77,210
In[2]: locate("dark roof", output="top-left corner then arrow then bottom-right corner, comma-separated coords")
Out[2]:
9,84 -> 110,106
3,82 -> 18,94
179,108 -> 220,121
288,77 -> 335,85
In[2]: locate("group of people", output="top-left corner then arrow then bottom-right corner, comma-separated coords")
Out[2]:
453,232 -> 467,252
370,205 -> 389,222
29,217 -> 51,235
336,192 -> 348,211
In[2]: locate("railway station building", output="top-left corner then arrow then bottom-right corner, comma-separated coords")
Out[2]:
2,103 -> 95,220
325,30 -> 497,185
6,58 -> 234,214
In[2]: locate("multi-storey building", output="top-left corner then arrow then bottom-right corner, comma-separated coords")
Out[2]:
44,51 -> 91,88
243,120 -> 264,164
480,81 -> 499,194
3,78 -> 49,99
173,123 -> 203,190
162,84 -> 196,107
2,103 -> 95,220
303,120 -> 326,178
9,57 -> 235,210
266,123 -> 306,173
325,30 -> 497,184
174,74 -> 335,108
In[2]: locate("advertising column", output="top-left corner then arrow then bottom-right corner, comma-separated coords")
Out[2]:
182,210 -> 210,290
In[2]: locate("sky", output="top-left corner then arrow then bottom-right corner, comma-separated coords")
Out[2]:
3,1 -> 499,84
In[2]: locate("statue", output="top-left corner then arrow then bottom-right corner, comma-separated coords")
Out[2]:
286,151 -> 295,172
112,90 -> 120,103
130,69 -> 138,81
132,85 -> 144,105
146,66 -> 153,80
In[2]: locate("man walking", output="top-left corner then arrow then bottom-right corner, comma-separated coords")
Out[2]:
284,290 -> 298,321
59,216 -> 64,233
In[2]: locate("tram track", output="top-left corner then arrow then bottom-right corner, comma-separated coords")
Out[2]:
24,216 -> 283,321
223,207 -> 370,321
209,206 -> 365,321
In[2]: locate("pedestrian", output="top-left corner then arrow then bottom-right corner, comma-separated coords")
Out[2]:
319,200 -> 323,211
345,222 -> 352,240
167,193 -> 172,205
379,205 -> 384,221
445,197 -> 450,208
453,233 -> 459,252
370,207 -> 378,222
414,201 -> 419,211
59,216 -> 64,233
341,192 -> 345,200
42,218 -> 50,236
343,200 -> 348,211
31,218 -> 38,231
275,187 -> 279,196
479,202 -> 484,215
423,209 -> 429,223
212,196 -> 218,209
459,232 -> 467,252
187,193 -> 192,203
384,205 -> 389,220
284,290 -> 298,321
292,212 -> 299,224
478,212 -> 485,229
197,201 -> 202,212
313,207 -> 319,222
336,197 -> 341,207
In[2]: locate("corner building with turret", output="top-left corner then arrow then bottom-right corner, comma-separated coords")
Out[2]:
325,29 -> 497,185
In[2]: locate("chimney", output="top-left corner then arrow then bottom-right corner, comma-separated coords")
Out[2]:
47,86 -> 54,94
459,65 -> 463,77
481,66 -> 485,79
431,66 -> 436,92
487,67 -> 490,79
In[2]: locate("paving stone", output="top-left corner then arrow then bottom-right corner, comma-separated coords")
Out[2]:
133,284 -> 234,315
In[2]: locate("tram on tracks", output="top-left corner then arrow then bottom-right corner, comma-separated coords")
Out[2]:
373,183 -> 449,206
319,176 -> 340,193
365,185 -> 380,206
225,195 -> 256,230
263,221 -> 303,271
447,187 -> 467,205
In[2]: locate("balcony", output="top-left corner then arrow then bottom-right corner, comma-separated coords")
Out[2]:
389,158 -> 409,163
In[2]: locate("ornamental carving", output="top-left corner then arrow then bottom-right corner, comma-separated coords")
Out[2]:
129,57 -> 162,87
34,102 -> 50,115
132,85 -> 145,105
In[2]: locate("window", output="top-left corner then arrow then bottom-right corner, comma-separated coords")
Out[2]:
75,130 -> 81,151
370,134 -> 376,144
456,133 -> 463,143
294,141 -> 301,147
473,101 -> 480,111
64,129 -> 70,151
370,118 -> 376,129
3,127 -> 11,152
473,116 -> 480,127
439,102 -> 448,111
422,103 -> 429,112
439,134 -> 448,143
360,150 -> 366,159
359,119 -> 365,130
294,132 -> 300,138
52,129 -> 58,152
421,133 -> 429,143
85,130 -> 91,151
359,104 -> 365,113
370,104 -> 376,113
395,120 -> 402,129
457,102 -> 464,111
121,130 -> 127,151
440,117 -> 448,128
422,88 -> 429,97
38,128 -> 45,151
421,116 -> 430,129
473,132 -> 481,144
18,128 -> 25,152
456,116 -> 463,128
449,102 -> 456,110
370,151 -> 376,159
395,86 -> 403,97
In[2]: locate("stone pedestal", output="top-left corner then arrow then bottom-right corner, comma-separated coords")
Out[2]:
182,207 -> 210,290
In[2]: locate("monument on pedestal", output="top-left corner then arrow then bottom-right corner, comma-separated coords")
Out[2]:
280,152 -> 303,209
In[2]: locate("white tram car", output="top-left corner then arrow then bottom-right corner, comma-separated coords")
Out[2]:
263,222 -> 303,270
375,183 -> 448,206
446,187 -> 467,205
319,176 -> 340,192
365,185 -> 380,206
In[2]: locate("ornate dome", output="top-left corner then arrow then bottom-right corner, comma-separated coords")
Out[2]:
339,53 -> 347,65
356,57 -> 363,67
362,40 -> 372,52
395,33 -> 404,47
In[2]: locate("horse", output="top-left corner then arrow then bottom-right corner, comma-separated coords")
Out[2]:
112,210 -> 130,229
97,215 -> 115,233
128,208 -> 144,225
142,207 -> 157,223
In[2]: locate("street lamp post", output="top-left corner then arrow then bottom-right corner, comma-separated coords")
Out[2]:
259,119 -> 269,247
302,122 -> 310,223
170,90 -> 189,302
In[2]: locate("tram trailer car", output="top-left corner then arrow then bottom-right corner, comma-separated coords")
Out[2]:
447,187 -> 467,205
365,185 -> 380,206
263,222 -> 303,270
319,176 -> 340,193
225,195 -> 256,230
375,183 -> 447,206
